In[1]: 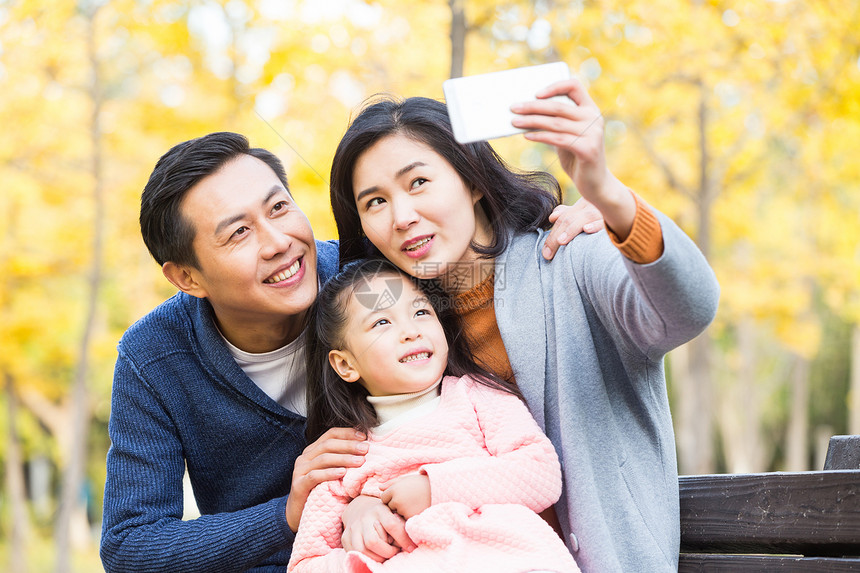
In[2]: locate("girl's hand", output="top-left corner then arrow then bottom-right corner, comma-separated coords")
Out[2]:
542,197 -> 604,260
380,474 -> 431,521
285,428 -> 368,532
341,495 -> 416,562
511,77 -> 636,239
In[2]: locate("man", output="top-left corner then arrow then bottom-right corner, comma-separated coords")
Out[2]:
100,132 -> 370,572
100,131 -> 595,572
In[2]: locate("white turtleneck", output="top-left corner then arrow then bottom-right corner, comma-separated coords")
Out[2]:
366,377 -> 443,435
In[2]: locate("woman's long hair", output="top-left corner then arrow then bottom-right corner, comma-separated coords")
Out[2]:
304,258 -> 521,443
329,95 -> 562,268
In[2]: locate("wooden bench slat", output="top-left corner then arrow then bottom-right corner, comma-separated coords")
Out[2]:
679,553 -> 860,572
825,435 -> 860,470
680,470 -> 860,555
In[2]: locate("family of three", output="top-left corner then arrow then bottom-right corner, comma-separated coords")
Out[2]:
100,76 -> 719,573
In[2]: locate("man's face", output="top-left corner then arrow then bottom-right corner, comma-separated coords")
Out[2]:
178,154 -> 318,338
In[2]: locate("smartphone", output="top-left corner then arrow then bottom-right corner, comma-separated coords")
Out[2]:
443,62 -> 571,144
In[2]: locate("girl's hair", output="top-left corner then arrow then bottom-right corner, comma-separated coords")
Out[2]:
329,95 -> 563,268
305,257 -> 521,443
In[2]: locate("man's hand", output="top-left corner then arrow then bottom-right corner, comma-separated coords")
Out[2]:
380,474 -> 431,521
286,428 -> 368,532
542,197 -> 604,260
341,495 -> 416,563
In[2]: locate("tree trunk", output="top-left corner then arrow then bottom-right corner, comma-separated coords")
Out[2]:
54,7 -> 104,571
718,317 -> 767,473
4,372 -> 30,573
30,455 -> 52,521
671,343 -> 695,474
719,322 -> 744,473
785,354 -> 810,471
850,325 -> 860,435
677,334 -> 714,474
677,79 -> 717,475
2,131 -> 29,573
449,0 -> 466,79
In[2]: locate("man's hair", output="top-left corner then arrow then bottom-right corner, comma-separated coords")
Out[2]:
140,131 -> 289,268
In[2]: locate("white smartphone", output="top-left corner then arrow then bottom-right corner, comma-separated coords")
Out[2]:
443,62 -> 571,144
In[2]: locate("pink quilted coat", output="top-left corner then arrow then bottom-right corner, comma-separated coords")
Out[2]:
288,375 -> 579,573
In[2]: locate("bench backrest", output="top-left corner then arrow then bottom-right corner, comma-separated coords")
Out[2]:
679,435 -> 860,572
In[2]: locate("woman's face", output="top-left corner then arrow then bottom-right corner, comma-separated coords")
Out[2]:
351,134 -> 492,291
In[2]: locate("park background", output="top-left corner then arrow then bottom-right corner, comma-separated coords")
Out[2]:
1,0 -> 858,570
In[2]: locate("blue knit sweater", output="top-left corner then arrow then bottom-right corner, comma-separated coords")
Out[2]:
100,240 -> 339,573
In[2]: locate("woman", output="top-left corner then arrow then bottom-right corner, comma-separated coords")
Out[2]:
328,77 -> 720,573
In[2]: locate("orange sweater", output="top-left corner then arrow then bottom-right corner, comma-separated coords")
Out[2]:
456,191 -> 664,385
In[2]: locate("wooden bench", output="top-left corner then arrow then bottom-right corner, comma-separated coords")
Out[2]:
679,435 -> 860,571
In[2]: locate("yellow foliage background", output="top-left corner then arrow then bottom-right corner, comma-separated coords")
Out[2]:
1,0 -> 858,570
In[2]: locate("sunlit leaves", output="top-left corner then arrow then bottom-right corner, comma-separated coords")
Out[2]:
0,0 -> 857,513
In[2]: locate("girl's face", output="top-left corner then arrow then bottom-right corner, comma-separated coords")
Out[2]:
351,134 -> 492,292
328,272 -> 448,397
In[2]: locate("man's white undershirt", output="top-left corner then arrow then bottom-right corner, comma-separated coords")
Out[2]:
220,330 -> 308,416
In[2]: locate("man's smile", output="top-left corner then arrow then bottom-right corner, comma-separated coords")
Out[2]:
264,258 -> 302,284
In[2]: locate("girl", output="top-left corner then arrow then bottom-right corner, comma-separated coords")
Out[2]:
328,77 -> 720,573
288,258 -> 579,573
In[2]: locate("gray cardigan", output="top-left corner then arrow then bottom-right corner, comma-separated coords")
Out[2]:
495,212 -> 719,573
